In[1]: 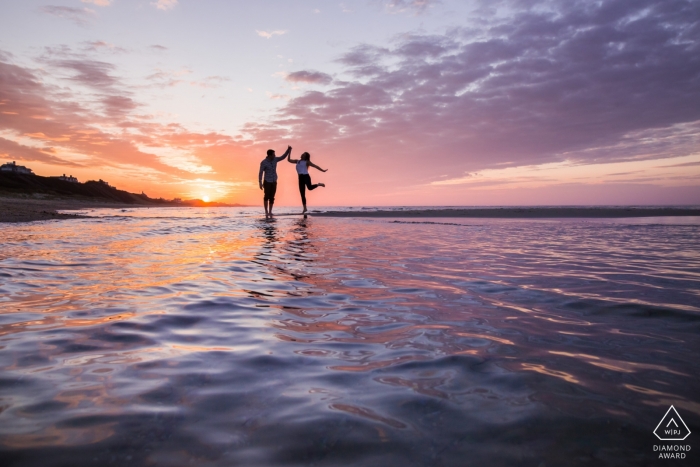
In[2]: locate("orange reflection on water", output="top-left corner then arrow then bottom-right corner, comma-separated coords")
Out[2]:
374,375 -> 451,400
454,332 -> 514,346
623,384 -> 700,416
330,355 -> 425,372
0,312 -> 140,338
330,403 -> 407,429
520,363 -> 581,384
0,423 -> 116,449
549,351 -> 689,376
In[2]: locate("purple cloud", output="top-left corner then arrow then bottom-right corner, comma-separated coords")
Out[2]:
52,59 -> 118,88
83,41 -> 128,54
252,0 -> 700,183
285,71 -> 333,85
102,95 -> 138,116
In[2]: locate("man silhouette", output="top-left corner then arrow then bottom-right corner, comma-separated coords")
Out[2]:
259,145 -> 291,218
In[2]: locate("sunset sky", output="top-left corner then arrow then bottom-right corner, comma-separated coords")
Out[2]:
1,0 -> 699,206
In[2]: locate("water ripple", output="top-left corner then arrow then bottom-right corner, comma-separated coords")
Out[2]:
0,211 -> 698,465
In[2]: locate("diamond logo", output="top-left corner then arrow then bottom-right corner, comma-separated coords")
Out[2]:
654,405 -> 691,441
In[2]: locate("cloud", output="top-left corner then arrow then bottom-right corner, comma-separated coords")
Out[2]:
383,0 -> 440,14
256,30 -> 288,39
191,76 -> 230,89
101,95 -> 138,116
50,59 -> 118,89
658,161 -> 700,168
247,0 -> 700,186
285,70 -> 333,85
0,54 -> 260,199
146,67 -> 192,88
0,137 -> 84,167
39,6 -> 95,27
152,0 -> 178,11
266,92 -> 290,100
81,0 -> 111,6
145,68 -> 227,89
150,44 -> 168,51
83,41 -> 128,54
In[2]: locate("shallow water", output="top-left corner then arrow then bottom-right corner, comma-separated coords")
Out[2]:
1,208 -> 699,466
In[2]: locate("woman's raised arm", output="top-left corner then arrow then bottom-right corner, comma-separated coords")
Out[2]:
309,162 -> 328,172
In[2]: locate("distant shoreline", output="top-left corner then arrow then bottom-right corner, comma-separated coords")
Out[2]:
313,207 -> 700,218
0,196 -> 140,223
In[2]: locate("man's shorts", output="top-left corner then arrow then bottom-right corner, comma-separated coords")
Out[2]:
263,181 -> 277,202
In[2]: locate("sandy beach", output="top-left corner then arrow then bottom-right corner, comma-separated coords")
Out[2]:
314,206 -> 700,218
0,196 -> 145,223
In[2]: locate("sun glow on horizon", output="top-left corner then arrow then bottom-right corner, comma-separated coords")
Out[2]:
202,195 -> 210,202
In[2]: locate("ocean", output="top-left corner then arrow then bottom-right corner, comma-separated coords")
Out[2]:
1,207 -> 699,466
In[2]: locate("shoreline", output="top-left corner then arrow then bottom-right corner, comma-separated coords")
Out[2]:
3,198 -> 700,223
0,196 -> 251,223
0,196 -> 151,223
312,207 -> 700,218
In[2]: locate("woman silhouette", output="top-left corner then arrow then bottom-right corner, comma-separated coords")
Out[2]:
288,152 -> 327,213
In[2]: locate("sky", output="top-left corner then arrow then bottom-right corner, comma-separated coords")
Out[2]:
0,0 -> 699,206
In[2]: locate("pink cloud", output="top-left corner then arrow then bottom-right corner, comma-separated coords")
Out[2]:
0,137 -> 83,167
39,6 -> 95,27
256,30 -> 288,39
152,0 -> 178,11
0,55 -> 260,200
82,0 -> 112,6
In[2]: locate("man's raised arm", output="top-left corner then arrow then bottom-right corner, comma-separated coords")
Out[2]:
276,145 -> 292,161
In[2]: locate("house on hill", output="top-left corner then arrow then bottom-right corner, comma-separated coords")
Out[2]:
52,174 -> 79,183
1,161 -> 33,174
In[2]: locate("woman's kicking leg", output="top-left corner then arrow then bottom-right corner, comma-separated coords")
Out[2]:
300,174 -> 324,213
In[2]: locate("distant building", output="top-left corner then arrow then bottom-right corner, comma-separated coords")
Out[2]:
0,161 -> 33,174
54,174 -> 79,183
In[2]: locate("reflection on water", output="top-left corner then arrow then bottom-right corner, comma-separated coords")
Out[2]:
1,209 -> 699,466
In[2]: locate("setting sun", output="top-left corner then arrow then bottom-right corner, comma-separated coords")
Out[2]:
202,195 -> 210,202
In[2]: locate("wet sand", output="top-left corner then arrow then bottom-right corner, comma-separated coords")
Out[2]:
0,196 -> 143,223
4,198 -> 699,223
314,206 -> 700,218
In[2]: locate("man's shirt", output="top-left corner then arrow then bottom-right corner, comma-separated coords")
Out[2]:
259,151 -> 289,183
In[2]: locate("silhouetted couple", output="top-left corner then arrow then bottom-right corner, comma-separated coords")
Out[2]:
258,146 -> 327,218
